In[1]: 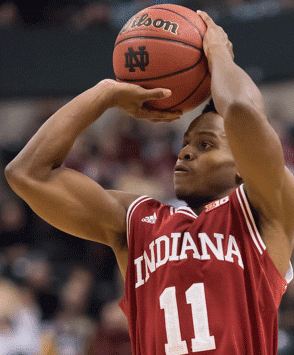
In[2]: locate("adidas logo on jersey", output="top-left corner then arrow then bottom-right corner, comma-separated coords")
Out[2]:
141,213 -> 157,224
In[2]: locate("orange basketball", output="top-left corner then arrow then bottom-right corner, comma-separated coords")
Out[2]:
113,4 -> 211,113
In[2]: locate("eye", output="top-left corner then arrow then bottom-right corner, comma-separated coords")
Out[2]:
199,141 -> 213,150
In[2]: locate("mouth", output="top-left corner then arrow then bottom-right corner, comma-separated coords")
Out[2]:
174,163 -> 189,173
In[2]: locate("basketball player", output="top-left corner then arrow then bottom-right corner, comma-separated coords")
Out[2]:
5,10 -> 294,355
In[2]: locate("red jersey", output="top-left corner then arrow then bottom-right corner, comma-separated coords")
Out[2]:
120,184 -> 293,355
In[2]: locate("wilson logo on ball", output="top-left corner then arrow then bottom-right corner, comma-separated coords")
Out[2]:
120,13 -> 179,35
125,46 -> 149,72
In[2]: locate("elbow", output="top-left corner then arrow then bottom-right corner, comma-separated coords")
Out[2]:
5,160 -> 19,185
5,160 -> 31,193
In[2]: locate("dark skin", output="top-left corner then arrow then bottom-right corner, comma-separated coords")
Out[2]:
5,11 -> 294,282
174,112 -> 240,214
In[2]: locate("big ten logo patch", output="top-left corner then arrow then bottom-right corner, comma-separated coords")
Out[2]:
125,46 -> 149,72
205,196 -> 229,213
120,13 -> 179,35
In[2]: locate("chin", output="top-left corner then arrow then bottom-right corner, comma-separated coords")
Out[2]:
174,186 -> 192,203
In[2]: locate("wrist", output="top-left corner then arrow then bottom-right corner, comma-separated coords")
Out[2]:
205,45 -> 234,68
66,80 -> 117,127
91,79 -> 119,110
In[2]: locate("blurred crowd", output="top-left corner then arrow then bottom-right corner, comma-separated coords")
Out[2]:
0,248 -> 130,354
0,90 -> 294,353
0,0 -> 294,31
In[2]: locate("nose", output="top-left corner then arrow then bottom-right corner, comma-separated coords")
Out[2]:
178,145 -> 196,161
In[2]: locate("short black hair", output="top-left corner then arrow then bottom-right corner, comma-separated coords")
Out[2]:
186,98 -> 218,133
202,98 -> 217,115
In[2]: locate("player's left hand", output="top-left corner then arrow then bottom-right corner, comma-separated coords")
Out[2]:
197,10 -> 234,62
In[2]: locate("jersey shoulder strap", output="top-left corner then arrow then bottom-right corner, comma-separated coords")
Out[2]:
233,184 -> 293,284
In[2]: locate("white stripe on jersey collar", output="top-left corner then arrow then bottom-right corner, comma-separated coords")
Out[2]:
175,206 -> 198,218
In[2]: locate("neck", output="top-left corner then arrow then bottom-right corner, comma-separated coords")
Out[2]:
183,186 -> 238,215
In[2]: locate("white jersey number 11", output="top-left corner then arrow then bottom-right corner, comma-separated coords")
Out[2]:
159,283 -> 216,354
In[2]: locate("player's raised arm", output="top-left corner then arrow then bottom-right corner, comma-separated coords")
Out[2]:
197,11 -> 284,192
198,11 -> 294,271
4,79 -> 181,277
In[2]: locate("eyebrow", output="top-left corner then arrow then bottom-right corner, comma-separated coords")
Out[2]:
197,131 -> 219,138
184,130 -> 221,139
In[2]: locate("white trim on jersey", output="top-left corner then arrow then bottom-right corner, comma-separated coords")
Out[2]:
126,195 -> 152,246
286,263 -> 294,284
175,206 -> 198,219
237,184 -> 293,284
236,185 -> 266,255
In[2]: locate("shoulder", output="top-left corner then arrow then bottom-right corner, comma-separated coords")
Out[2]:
107,192 -> 169,227
107,190 -> 142,211
242,167 -> 294,240
243,167 -> 294,237
241,178 -> 294,278
126,195 -> 170,223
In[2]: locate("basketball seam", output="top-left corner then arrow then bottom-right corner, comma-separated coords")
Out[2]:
167,68 -> 210,110
149,7 -> 204,40
116,53 -> 204,82
115,35 -> 203,52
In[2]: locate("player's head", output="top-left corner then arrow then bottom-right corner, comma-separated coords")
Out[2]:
174,98 -> 242,210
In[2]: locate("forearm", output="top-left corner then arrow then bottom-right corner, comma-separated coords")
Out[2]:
208,48 -> 265,118
208,47 -> 284,189
5,78 -> 178,190
6,80 -> 114,180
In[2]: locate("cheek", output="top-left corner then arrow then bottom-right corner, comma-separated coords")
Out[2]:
206,151 -> 235,170
198,154 -> 236,181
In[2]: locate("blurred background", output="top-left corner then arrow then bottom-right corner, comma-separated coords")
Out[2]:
0,0 -> 294,353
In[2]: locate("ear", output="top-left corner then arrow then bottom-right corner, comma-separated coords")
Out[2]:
236,172 -> 243,186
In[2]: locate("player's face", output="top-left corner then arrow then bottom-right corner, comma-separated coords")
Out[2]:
174,112 -> 240,209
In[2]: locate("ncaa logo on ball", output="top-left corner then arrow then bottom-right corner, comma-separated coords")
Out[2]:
120,13 -> 179,35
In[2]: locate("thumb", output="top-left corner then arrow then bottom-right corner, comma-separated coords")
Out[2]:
141,87 -> 172,101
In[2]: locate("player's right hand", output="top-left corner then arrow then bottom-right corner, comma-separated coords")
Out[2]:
102,79 -> 182,122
